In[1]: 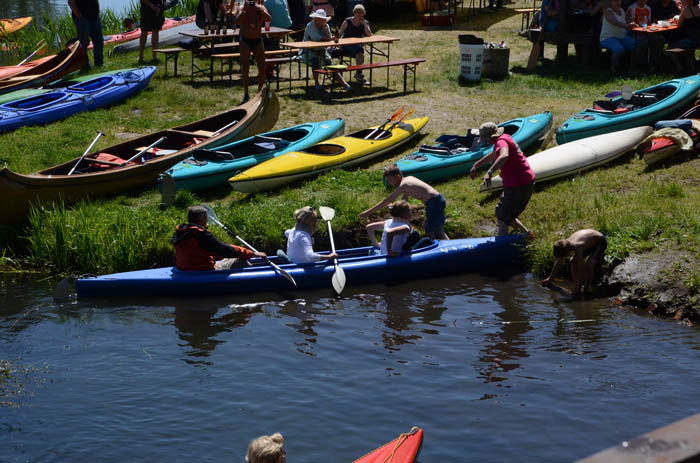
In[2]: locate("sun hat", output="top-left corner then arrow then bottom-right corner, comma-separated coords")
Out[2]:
479,122 -> 504,139
309,9 -> 331,20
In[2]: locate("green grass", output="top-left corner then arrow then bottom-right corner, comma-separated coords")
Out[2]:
1,6 -> 699,285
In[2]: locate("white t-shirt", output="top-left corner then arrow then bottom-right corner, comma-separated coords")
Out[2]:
600,7 -> 628,42
380,218 -> 411,255
285,227 -> 322,263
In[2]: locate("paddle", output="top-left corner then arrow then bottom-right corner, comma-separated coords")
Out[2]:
383,108 -> 415,133
120,136 -> 167,165
67,131 -> 105,175
18,40 -> 48,66
319,206 -> 345,295
365,106 -> 405,140
526,27 -> 544,71
202,204 -> 297,287
209,119 -> 240,138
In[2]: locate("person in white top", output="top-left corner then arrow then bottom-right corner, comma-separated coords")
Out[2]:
365,200 -> 412,256
599,0 -> 637,70
284,206 -> 338,264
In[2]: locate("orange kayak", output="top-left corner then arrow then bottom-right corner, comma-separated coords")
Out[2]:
0,17 -> 32,36
0,54 -> 53,80
353,427 -> 423,463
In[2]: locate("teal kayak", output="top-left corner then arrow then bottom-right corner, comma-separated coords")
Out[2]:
556,76 -> 700,144
162,118 -> 345,191
395,111 -> 552,183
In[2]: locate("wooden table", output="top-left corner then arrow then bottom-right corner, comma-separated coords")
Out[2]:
180,26 -> 292,82
630,21 -> 679,66
280,35 -> 400,93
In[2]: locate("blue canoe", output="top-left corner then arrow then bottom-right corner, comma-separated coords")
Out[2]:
395,111 -> 552,183
0,66 -> 156,132
162,118 -> 345,192
75,235 -> 527,298
556,76 -> 700,144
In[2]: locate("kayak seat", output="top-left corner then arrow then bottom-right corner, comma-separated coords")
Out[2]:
192,149 -> 236,162
404,153 -> 428,161
593,100 -> 617,111
630,93 -> 658,108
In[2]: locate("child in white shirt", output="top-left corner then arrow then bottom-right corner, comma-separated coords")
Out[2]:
365,200 -> 412,256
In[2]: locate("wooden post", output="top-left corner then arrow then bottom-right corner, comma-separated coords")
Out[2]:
576,414 -> 700,463
556,0 -> 569,61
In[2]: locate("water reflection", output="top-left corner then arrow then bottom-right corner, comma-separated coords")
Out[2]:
0,0 -> 65,23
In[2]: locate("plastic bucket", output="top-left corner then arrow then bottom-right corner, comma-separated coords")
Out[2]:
459,44 -> 484,81
482,46 -> 510,79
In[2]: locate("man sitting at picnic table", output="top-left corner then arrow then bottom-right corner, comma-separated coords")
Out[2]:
334,4 -> 372,85
300,9 -> 352,93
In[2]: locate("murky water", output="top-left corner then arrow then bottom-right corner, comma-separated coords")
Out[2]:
0,0 -> 147,21
2,272 -> 700,462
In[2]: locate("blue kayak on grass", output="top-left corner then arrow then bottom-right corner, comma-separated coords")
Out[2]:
161,118 -> 345,192
75,234 -> 528,298
395,111 -> 553,183
0,66 -> 156,132
556,76 -> 700,144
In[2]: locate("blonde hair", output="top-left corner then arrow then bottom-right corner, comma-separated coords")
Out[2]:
353,4 -> 366,14
293,206 -> 316,224
246,433 -> 285,463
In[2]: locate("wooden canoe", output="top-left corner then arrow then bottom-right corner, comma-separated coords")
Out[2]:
0,41 -> 85,95
0,87 -> 279,224
0,17 -> 32,36
0,54 -> 53,80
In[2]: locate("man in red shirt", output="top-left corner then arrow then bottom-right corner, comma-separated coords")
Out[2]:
172,205 -> 266,270
469,122 -> 535,236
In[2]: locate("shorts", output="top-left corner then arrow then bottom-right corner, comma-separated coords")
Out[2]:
584,235 -> 607,264
141,3 -> 165,31
240,36 -> 263,50
341,44 -> 364,57
495,181 -> 534,224
424,193 -> 446,233
214,258 -> 250,270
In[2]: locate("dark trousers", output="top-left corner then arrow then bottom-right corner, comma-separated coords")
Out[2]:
73,15 -> 103,67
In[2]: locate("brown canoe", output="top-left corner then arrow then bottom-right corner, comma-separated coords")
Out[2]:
0,87 -> 280,224
0,40 -> 85,95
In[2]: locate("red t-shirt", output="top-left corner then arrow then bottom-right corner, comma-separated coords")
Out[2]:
494,134 -> 535,188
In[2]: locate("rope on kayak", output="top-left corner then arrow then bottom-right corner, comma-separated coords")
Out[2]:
382,426 -> 419,463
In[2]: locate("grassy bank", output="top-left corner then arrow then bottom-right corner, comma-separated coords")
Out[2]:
1,7 -> 699,296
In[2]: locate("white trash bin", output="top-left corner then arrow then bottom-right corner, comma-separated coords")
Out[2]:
459,44 -> 484,81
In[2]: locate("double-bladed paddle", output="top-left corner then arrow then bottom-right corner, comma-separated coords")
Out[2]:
384,109 -> 415,133
18,40 -> 48,66
365,106 -> 405,140
319,206 -> 345,295
202,204 -> 297,287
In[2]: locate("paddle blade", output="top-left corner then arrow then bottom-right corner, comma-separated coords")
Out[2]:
268,259 -> 297,287
332,264 -> 346,295
527,34 -> 541,71
389,105 -> 405,121
319,206 -> 335,221
53,275 -> 76,300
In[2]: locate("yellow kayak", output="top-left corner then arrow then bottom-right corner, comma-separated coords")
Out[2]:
0,17 -> 32,36
229,116 -> 429,192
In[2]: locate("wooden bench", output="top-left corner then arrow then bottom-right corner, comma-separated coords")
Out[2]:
667,47 -> 698,72
266,55 -> 302,91
314,58 -> 426,100
212,49 -> 297,80
155,42 -> 239,77
515,8 -> 539,32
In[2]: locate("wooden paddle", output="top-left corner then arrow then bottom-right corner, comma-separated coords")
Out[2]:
526,27 -> 544,71
18,40 -> 48,66
319,206 -> 345,295
202,204 -> 297,287
67,131 -> 105,175
365,106 -> 404,140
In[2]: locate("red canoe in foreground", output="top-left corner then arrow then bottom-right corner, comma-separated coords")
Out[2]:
353,427 -> 423,463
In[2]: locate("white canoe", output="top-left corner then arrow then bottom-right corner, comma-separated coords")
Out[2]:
110,23 -> 200,54
480,126 -> 653,193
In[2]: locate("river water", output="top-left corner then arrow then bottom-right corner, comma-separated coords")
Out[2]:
0,0 -> 151,20
2,272 -> 700,462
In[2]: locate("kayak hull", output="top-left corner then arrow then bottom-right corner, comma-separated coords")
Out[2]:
397,111 -> 552,183
164,118 -> 346,191
556,76 -> 700,144
481,126 -> 653,193
0,67 -> 156,132
229,116 -> 430,192
76,235 -> 527,298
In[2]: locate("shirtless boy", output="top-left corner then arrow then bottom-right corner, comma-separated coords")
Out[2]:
235,0 -> 272,103
359,164 -> 449,240
540,229 -> 607,296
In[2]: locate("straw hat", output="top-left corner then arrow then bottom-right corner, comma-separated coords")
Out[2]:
479,122 -> 504,139
309,9 -> 331,20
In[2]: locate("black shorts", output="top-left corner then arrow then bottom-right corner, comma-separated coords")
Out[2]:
495,181 -> 534,224
141,3 -> 165,31
584,235 -> 607,264
240,36 -> 263,50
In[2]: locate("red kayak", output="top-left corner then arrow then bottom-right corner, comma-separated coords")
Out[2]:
353,427 -> 423,463
90,15 -> 195,48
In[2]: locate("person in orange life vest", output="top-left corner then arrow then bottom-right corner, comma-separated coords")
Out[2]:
172,205 -> 266,270
626,0 -> 651,24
